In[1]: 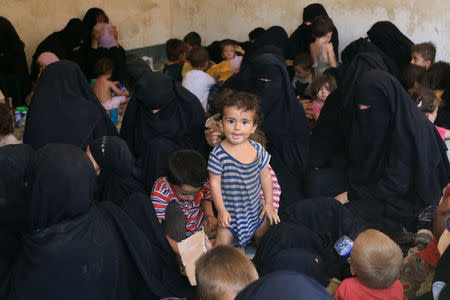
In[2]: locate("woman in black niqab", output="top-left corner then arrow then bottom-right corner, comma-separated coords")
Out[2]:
120,72 -> 207,192
287,3 -> 339,60
3,143 -> 195,300
30,18 -> 88,82
0,17 -> 31,107
24,60 -> 117,150
87,136 -> 144,206
367,21 -> 413,72
343,70 -> 449,231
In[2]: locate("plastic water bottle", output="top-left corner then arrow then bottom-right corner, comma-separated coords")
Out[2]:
334,235 -> 353,262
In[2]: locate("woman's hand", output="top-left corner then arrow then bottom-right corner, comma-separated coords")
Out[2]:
204,214 -> 218,232
260,204 -> 280,225
109,25 -> 119,45
334,192 -> 349,205
300,99 -> 315,119
205,128 -> 223,147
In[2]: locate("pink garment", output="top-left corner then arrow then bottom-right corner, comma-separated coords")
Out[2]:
95,23 -> 117,49
311,101 -> 322,115
436,125 -> 446,141
102,96 -> 126,110
37,52 -> 59,67
230,55 -> 243,72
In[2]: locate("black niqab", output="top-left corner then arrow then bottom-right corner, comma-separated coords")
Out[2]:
88,136 -> 144,206
347,70 -> 450,230
367,21 -> 413,72
24,60 -> 117,150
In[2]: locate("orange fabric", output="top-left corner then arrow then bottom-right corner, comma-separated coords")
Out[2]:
334,278 -> 406,300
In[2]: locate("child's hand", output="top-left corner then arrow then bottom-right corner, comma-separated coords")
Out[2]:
204,214 -> 218,232
260,204 -> 280,225
218,210 -> 231,228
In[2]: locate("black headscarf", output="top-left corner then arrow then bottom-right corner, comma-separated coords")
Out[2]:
30,18 -> 88,81
24,60 -> 117,150
236,271 -> 333,300
120,72 -> 207,190
88,136 -> 144,206
226,51 -> 309,212
310,52 -> 393,169
367,21 -> 413,72
250,26 -> 289,58
0,17 -> 31,107
82,8 -> 107,42
287,3 -> 339,60
0,145 -> 33,299
4,143 -> 195,299
347,70 -> 450,230
436,83 -> 450,129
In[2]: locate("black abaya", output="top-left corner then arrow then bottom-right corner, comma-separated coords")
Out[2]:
24,60 -> 117,150
0,17 -> 31,107
88,136 -> 144,206
3,144 -> 195,300
120,72 -> 207,192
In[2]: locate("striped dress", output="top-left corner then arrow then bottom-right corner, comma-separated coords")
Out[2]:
208,139 -> 271,247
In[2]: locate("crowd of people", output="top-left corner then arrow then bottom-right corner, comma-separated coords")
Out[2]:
1,2 -> 450,300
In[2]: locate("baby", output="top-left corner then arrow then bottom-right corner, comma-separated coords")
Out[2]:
207,40 -> 243,82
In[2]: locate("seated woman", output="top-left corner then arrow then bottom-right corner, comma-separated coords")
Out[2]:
24,60 -> 117,150
86,136 -> 144,205
30,18 -> 88,83
120,72 -> 208,192
81,8 -> 127,82
1,143 -> 195,299
335,70 -> 449,232
0,17 -> 31,107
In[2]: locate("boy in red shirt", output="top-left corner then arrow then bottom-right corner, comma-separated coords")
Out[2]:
335,229 -> 406,300
151,150 -> 216,254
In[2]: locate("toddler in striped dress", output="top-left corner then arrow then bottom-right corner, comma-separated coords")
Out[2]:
208,91 -> 280,248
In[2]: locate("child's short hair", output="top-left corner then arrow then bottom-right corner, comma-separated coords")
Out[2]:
183,31 -> 202,48
311,16 -> 334,38
195,245 -> 258,300
0,104 -> 14,136
399,64 -> 426,90
311,74 -> 337,95
93,57 -> 114,78
215,89 -> 262,126
421,61 -> 450,90
248,27 -> 265,42
220,39 -> 236,53
410,87 -> 438,114
411,42 -> 436,64
166,150 -> 207,188
350,229 -> 403,289
187,47 -> 209,69
293,53 -> 314,71
165,38 -> 186,62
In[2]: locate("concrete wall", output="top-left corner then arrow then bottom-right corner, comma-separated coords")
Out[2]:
2,0 -> 450,64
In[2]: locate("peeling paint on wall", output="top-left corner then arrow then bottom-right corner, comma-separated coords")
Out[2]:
1,0 -> 450,65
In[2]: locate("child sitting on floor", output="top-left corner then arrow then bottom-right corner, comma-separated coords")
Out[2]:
151,150 -> 216,254
411,42 -> 436,70
182,47 -> 216,112
0,104 -> 20,147
92,57 -> 129,110
307,74 -> 336,130
334,229 -> 406,300
292,53 -> 315,99
163,38 -> 186,83
207,39 -> 243,82
411,87 -> 450,140
195,245 -> 259,300
310,15 -> 338,76
208,91 -> 280,249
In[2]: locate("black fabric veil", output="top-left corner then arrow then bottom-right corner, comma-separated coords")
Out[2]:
24,60 -> 117,150
88,136 -> 144,206
120,72 -> 207,191
0,16 -> 31,107
3,144 -> 195,299
236,271 -> 333,300
30,18 -> 88,81
347,70 -> 450,230
367,21 -> 413,72
225,49 -> 309,212
287,3 -> 339,60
